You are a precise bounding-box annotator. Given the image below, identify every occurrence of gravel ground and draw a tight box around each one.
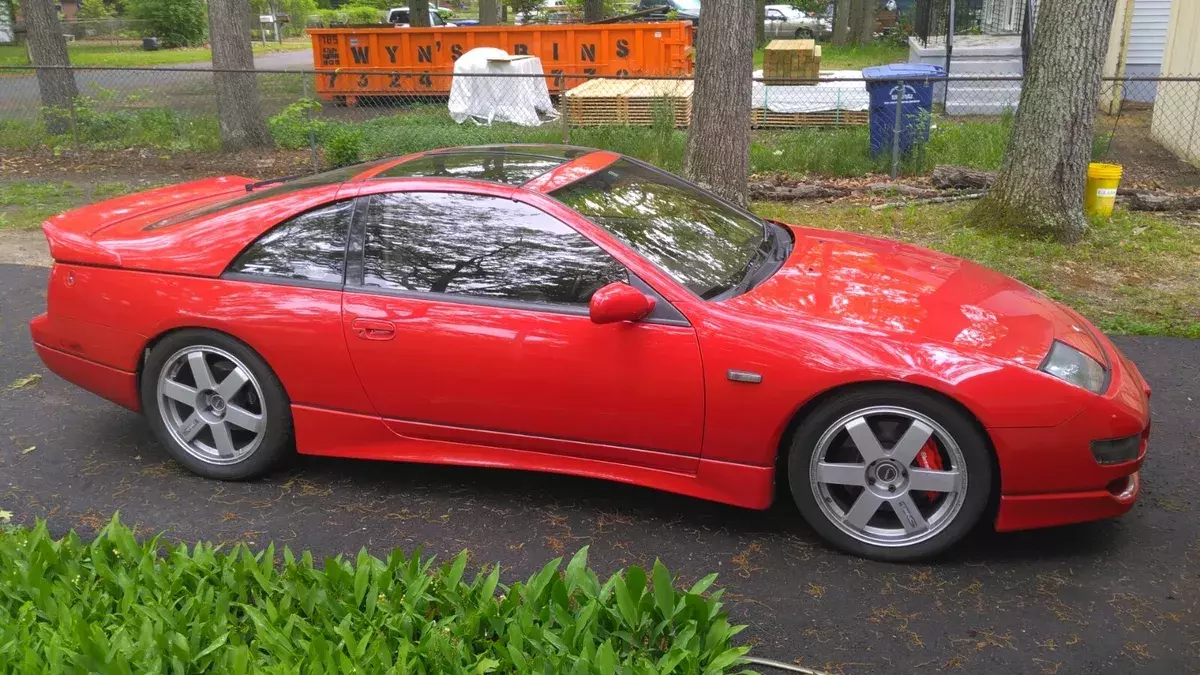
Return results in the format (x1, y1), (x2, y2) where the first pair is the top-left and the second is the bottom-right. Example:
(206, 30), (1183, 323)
(1, 262), (1198, 674)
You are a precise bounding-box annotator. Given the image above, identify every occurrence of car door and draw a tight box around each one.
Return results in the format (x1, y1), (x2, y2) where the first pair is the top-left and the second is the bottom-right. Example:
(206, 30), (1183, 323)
(340, 188), (705, 469)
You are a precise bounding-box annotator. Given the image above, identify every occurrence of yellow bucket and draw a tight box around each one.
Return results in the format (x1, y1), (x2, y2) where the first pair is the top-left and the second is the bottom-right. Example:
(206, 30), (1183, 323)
(1085, 163), (1122, 217)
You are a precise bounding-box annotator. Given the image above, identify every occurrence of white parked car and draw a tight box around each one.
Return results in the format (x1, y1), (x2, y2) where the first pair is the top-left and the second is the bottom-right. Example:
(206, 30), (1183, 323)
(516, 0), (572, 25)
(388, 7), (457, 26)
(764, 4), (831, 40)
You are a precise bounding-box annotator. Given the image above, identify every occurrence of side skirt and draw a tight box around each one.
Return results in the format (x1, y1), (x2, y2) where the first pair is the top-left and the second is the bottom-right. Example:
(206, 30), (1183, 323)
(292, 404), (775, 510)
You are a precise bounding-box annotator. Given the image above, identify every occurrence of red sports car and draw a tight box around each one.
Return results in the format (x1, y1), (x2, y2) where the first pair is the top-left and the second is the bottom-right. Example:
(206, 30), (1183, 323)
(30, 145), (1150, 560)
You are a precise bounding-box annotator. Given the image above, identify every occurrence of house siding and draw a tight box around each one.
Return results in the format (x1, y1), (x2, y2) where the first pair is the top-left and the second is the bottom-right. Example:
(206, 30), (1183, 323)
(1124, 0), (1172, 101)
(1150, 0), (1199, 166)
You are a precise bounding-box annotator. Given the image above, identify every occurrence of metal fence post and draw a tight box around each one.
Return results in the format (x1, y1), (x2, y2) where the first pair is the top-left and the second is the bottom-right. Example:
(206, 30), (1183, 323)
(302, 76), (319, 173)
(69, 100), (80, 152)
(890, 79), (904, 180)
(561, 92), (570, 145)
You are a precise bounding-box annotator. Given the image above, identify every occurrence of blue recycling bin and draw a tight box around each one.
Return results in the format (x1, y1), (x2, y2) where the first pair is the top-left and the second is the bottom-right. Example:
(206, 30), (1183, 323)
(862, 64), (946, 158)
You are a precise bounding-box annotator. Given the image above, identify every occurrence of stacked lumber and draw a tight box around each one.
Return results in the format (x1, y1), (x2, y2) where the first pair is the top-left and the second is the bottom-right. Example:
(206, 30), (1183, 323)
(562, 79), (693, 127)
(762, 39), (821, 82)
(752, 108), (868, 128)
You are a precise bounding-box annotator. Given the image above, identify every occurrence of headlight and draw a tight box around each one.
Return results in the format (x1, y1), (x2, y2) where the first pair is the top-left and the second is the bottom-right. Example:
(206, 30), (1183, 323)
(1039, 340), (1108, 393)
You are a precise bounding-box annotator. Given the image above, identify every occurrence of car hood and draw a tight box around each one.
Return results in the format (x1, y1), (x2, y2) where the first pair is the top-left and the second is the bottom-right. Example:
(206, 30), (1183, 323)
(720, 224), (1104, 368)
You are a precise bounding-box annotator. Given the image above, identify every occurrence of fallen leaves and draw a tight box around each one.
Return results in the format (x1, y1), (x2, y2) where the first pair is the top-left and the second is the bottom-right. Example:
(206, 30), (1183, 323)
(6, 373), (41, 391)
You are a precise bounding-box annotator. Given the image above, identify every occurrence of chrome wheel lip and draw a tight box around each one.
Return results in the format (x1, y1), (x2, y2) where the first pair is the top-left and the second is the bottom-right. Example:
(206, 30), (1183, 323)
(156, 345), (266, 466)
(808, 405), (968, 549)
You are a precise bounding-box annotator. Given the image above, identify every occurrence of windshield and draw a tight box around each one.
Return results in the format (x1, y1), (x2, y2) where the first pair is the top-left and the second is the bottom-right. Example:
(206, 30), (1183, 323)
(674, 0), (701, 10)
(551, 158), (767, 299)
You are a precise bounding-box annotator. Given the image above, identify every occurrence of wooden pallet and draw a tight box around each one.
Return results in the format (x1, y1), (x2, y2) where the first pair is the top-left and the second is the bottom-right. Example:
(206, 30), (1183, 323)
(763, 39), (821, 82)
(563, 78), (694, 127)
(752, 108), (868, 128)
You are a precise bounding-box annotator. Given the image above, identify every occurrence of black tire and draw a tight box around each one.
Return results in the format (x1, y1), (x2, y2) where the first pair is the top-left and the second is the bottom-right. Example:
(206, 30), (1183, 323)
(141, 329), (293, 481)
(786, 385), (993, 562)
(795, 27), (815, 39)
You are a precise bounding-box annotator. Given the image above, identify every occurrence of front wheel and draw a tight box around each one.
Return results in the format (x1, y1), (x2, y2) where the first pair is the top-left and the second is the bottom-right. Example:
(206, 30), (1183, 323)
(787, 387), (993, 561)
(141, 330), (293, 481)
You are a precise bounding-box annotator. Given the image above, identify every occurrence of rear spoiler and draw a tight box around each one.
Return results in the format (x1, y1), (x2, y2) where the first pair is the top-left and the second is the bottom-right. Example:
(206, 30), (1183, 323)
(42, 176), (254, 266)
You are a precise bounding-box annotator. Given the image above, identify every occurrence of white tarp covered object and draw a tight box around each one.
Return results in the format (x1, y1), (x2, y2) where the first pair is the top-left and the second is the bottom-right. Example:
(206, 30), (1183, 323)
(449, 48), (557, 127)
(751, 69), (870, 113)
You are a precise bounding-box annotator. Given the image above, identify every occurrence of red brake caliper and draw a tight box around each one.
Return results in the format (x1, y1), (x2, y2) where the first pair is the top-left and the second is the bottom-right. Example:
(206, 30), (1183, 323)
(914, 439), (943, 501)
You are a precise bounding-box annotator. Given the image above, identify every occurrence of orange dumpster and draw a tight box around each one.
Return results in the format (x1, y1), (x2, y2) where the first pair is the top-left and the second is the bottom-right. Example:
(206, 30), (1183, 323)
(308, 22), (695, 102)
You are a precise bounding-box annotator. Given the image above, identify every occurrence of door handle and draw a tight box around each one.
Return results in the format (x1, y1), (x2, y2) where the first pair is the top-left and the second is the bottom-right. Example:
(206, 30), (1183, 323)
(352, 318), (396, 341)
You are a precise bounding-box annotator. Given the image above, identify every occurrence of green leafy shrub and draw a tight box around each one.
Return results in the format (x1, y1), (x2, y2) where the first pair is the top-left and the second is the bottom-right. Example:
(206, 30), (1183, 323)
(343, 2), (386, 24)
(0, 516), (752, 674)
(125, 0), (208, 48)
(75, 0), (115, 21)
(325, 125), (365, 166)
(268, 99), (329, 150)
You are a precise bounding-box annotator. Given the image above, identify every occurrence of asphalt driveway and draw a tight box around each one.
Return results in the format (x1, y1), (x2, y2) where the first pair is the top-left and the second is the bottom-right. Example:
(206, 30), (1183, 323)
(1, 262), (1197, 674)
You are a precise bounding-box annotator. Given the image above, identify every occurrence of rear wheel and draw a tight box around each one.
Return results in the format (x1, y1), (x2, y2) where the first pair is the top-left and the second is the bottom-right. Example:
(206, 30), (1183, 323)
(795, 27), (815, 39)
(787, 387), (992, 561)
(141, 330), (293, 480)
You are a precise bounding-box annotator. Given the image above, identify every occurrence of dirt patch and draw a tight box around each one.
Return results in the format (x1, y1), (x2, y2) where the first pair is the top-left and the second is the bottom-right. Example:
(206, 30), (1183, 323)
(1096, 108), (1200, 192)
(0, 148), (317, 183)
(0, 229), (50, 267)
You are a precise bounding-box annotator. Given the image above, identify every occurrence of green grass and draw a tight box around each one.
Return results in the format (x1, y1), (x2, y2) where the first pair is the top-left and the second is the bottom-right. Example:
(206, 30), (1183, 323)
(0, 514), (750, 674)
(0, 181), (142, 231)
(752, 201), (1200, 338)
(264, 102), (1011, 178)
(0, 40), (310, 68)
(753, 41), (908, 71)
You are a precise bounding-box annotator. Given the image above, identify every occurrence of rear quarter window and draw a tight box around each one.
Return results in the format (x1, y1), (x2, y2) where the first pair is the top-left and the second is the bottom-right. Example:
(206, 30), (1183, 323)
(226, 200), (355, 285)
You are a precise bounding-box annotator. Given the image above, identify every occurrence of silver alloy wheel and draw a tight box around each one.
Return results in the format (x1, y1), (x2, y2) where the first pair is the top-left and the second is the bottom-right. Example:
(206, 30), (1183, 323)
(808, 406), (967, 548)
(156, 345), (266, 466)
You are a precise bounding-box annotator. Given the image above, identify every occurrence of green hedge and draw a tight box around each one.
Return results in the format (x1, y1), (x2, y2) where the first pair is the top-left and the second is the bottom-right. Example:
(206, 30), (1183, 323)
(0, 516), (753, 674)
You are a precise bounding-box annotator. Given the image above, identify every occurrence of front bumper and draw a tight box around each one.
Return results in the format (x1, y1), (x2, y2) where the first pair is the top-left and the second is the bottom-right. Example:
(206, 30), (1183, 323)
(996, 472), (1140, 531)
(993, 335), (1150, 532)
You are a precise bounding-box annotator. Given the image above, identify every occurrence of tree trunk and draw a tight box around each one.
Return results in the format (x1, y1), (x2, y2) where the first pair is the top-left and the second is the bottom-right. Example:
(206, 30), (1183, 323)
(24, 0), (78, 134)
(832, 0), (850, 45)
(683, 0), (754, 206)
(584, 0), (604, 22)
(846, 0), (862, 44)
(754, 0), (765, 47)
(478, 0), (499, 25)
(410, 0), (432, 26)
(972, 0), (1118, 242)
(208, 0), (273, 150)
(855, 0), (874, 44)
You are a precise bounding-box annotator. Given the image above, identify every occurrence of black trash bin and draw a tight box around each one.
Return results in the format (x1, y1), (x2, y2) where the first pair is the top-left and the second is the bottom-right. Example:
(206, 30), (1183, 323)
(142, 37), (159, 51)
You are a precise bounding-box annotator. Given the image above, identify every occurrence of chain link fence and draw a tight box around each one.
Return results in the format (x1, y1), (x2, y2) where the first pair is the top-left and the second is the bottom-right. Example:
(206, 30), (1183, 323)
(0, 65), (1198, 187)
(9, 19), (156, 46)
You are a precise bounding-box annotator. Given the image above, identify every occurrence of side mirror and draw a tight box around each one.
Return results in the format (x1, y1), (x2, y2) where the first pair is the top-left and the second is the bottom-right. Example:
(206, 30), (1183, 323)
(589, 282), (656, 325)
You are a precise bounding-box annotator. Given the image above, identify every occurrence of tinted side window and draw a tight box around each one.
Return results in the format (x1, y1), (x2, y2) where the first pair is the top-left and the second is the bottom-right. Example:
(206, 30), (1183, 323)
(228, 200), (353, 284)
(362, 192), (626, 306)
